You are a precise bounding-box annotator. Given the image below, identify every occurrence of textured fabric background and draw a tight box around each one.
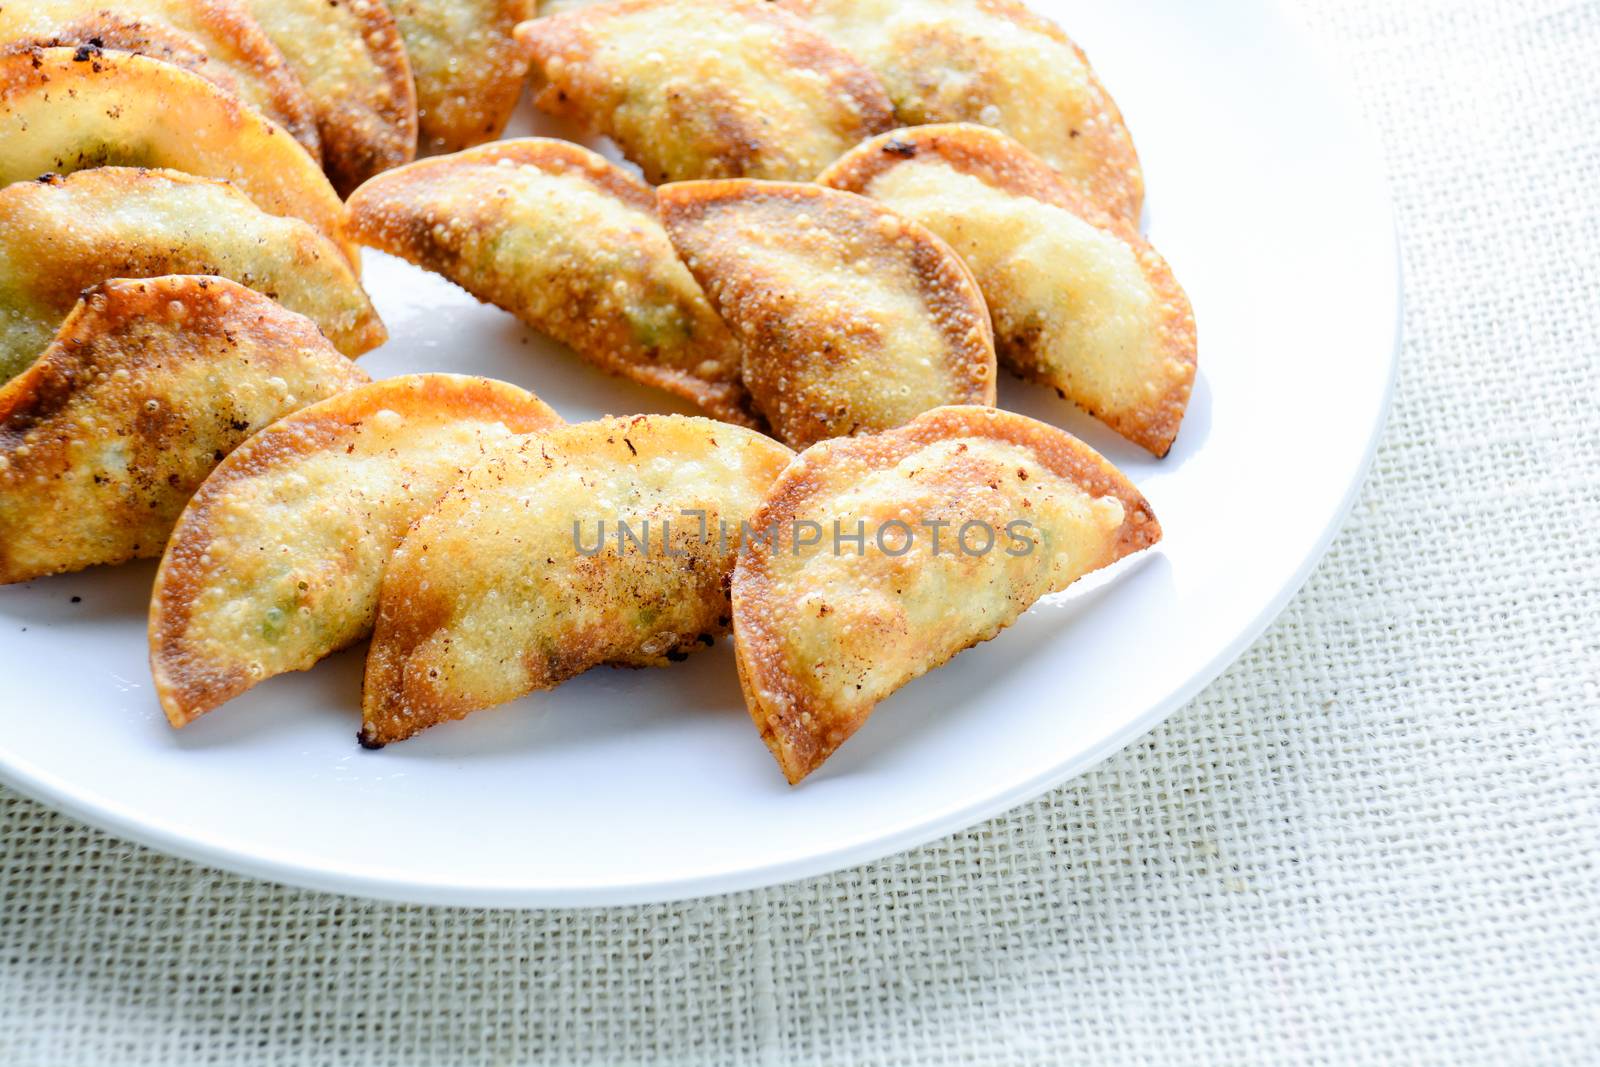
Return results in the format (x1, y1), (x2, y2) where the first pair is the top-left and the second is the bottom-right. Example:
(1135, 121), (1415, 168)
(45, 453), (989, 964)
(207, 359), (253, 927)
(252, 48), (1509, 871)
(3, 0), (1598, 1063)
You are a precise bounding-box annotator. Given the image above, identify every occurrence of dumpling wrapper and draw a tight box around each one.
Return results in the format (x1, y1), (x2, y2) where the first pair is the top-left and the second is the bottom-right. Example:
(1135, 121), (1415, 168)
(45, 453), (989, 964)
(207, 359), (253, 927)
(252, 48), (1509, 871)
(149, 374), (561, 727)
(390, 0), (536, 154)
(348, 139), (751, 424)
(733, 405), (1161, 783)
(820, 124), (1197, 456)
(779, 0), (1143, 223)
(0, 168), (385, 383)
(360, 415), (794, 745)
(514, 0), (895, 182)
(0, 47), (356, 262)
(0, 0), (322, 159)
(659, 179), (996, 449)
(0, 276), (368, 584)
(242, 0), (416, 195)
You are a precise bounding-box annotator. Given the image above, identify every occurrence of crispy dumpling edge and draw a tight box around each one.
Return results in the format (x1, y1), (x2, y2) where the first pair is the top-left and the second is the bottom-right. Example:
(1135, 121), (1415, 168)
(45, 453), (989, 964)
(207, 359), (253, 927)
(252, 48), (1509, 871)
(779, 0), (1145, 222)
(148, 373), (562, 729)
(0, 45), (358, 267)
(0, 166), (386, 372)
(656, 178), (998, 448)
(512, 0), (897, 182)
(359, 413), (796, 746)
(346, 138), (757, 426)
(0, 274), (370, 584)
(732, 404), (1162, 783)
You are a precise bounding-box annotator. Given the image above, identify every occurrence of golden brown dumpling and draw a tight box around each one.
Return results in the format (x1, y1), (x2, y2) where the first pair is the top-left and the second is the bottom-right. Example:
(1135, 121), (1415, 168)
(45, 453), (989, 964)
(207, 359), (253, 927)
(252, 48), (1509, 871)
(780, 0), (1143, 222)
(820, 124), (1196, 455)
(659, 179), (995, 448)
(360, 415), (793, 745)
(0, 168), (384, 383)
(149, 374), (561, 727)
(734, 405), (1161, 782)
(0, 276), (368, 584)
(241, 0), (417, 194)
(0, 0), (321, 159)
(348, 139), (751, 424)
(0, 47), (354, 261)
(390, 0), (537, 153)
(515, 0), (895, 182)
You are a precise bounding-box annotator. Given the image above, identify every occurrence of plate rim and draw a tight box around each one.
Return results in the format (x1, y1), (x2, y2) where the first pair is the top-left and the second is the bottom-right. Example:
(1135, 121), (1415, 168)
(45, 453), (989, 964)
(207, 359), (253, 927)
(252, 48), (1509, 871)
(0, 0), (1402, 907)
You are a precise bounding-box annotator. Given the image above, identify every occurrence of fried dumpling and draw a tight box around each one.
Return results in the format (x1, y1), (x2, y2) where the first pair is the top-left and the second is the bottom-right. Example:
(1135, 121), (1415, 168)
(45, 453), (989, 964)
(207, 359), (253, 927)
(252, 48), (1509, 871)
(242, 0), (417, 195)
(779, 0), (1143, 222)
(0, 276), (368, 584)
(0, 0), (322, 159)
(390, 0), (536, 154)
(150, 374), (561, 727)
(348, 139), (750, 424)
(659, 179), (995, 448)
(0, 168), (384, 383)
(514, 0), (895, 182)
(820, 125), (1196, 456)
(0, 47), (354, 261)
(360, 415), (793, 745)
(733, 405), (1161, 783)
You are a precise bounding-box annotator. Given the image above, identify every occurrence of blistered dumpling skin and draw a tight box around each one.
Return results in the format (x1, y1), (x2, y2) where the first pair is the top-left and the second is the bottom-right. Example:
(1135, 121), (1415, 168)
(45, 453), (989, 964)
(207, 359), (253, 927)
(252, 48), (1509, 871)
(390, 0), (536, 154)
(733, 405), (1161, 783)
(348, 139), (751, 424)
(360, 415), (793, 745)
(0, 277), (368, 584)
(0, 47), (355, 262)
(0, 0), (322, 159)
(0, 168), (384, 383)
(820, 125), (1196, 456)
(781, 0), (1143, 222)
(242, 0), (417, 195)
(659, 180), (995, 449)
(149, 374), (561, 727)
(514, 0), (895, 183)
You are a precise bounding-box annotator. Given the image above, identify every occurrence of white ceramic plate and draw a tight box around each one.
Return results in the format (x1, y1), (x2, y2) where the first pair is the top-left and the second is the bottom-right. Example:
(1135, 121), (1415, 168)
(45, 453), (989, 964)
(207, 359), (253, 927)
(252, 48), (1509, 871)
(0, 0), (1397, 906)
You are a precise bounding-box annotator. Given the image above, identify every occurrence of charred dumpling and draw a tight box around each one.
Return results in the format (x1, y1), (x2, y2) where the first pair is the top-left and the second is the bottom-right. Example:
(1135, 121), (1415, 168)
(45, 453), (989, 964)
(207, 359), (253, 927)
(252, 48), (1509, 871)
(0, 276), (369, 584)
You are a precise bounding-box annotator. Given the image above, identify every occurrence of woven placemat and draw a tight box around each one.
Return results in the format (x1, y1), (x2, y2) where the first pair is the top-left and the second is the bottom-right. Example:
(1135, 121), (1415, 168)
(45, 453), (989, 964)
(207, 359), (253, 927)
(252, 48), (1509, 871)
(4, 0), (1598, 1062)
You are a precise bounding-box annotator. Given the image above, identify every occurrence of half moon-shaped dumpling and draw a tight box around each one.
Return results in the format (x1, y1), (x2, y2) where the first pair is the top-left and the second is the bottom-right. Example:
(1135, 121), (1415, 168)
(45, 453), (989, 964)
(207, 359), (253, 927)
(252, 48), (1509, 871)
(779, 0), (1143, 223)
(733, 405), (1161, 783)
(390, 0), (536, 154)
(348, 139), (751, 424)
(360, 415), (793, 745)
(0, 168), (384, 383)
(0, 0), (322, 159)
(820, 125), (1197, 456)
(514, 0), (895, 182)
(0, 47), (355, 261)
(0, 276), (368, 585)
(241, 0), (417, 195)
(659, 179), (995, 448)
(150, 374), (561, 727)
